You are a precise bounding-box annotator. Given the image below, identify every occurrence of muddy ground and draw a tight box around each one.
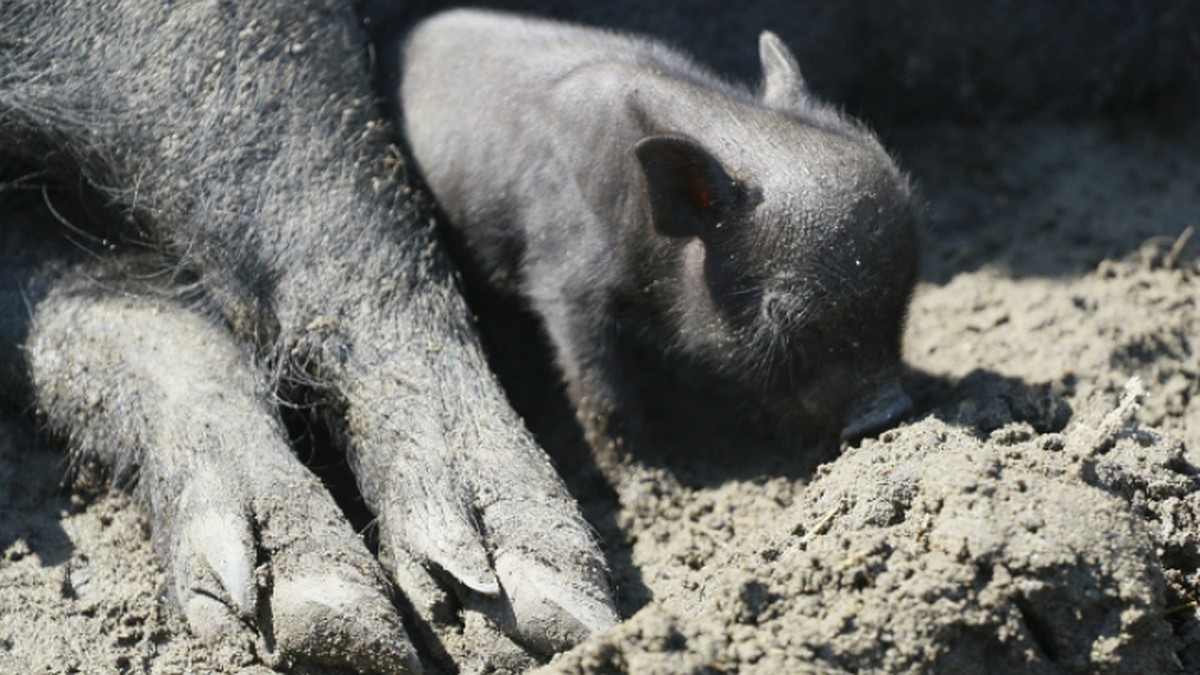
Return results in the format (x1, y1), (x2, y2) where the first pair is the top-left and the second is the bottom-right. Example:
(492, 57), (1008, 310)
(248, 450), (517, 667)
(3, 10), (1200, 675)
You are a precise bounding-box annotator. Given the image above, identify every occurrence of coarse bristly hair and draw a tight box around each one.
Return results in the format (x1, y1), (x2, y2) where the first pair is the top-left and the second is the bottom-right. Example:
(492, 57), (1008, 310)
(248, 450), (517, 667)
(0, 0), (458, 378)
(1, 4), (614, 627)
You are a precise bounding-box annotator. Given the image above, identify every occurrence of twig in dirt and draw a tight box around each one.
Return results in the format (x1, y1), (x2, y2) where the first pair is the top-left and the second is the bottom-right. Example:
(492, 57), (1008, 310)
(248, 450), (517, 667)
(1164, 225), (1194, 269)
(1165, 600), (1199, 616)
(1088, 377), (1145, 453)
(838, 547), (875, 572)
(795, 500), (846, 542)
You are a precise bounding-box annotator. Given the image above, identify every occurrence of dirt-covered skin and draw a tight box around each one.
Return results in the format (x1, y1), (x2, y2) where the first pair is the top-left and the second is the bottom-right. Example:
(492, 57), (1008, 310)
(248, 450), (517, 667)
(2, 2), (1199, 675)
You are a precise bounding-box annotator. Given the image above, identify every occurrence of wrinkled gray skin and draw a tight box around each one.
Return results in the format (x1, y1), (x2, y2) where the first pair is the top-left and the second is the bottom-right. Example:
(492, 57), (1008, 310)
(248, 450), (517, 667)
(0, 1), (616, 672)
(397, 10), (920, 472)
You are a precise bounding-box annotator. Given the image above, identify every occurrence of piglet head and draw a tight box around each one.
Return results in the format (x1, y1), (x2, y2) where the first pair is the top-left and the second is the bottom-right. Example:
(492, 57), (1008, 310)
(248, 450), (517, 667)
(635, 131), (919, 440)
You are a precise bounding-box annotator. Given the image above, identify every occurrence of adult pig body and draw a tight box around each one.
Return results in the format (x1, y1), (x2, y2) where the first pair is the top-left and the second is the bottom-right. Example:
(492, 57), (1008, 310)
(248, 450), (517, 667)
(0, 1), (616, 670)
(400, 10), (920, 461)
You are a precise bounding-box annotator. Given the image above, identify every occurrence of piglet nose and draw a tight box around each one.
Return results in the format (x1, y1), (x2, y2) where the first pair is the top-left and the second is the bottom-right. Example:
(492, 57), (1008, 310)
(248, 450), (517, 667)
(840, 380), (913, 441)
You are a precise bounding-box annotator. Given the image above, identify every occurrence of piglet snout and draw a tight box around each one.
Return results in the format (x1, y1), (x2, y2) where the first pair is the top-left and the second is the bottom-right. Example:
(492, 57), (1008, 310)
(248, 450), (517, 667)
(840, 380), (912, 441)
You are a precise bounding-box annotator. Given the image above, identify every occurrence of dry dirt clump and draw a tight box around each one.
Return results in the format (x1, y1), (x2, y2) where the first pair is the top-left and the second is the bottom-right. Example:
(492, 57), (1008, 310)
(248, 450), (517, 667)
(547, 376), (1198, 674)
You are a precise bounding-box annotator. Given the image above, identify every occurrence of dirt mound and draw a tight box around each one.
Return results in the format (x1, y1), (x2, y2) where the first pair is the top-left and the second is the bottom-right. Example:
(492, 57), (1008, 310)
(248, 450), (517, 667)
(547, 376), (1196, 673)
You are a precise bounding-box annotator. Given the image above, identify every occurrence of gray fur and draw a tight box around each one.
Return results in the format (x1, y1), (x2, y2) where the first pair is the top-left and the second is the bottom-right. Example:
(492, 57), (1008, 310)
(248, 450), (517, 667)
(397, 9), (920, 471)
(0, 1), (615, 671)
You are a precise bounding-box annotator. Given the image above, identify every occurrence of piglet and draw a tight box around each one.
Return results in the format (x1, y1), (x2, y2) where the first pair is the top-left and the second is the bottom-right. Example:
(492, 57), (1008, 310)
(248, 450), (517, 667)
(398, 9), (919, 472)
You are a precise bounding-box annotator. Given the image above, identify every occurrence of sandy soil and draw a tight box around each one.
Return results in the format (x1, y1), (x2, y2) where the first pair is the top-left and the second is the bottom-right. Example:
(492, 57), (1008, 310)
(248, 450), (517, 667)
(2, 87), (1198, 675)
(533, 119), (1200, 674)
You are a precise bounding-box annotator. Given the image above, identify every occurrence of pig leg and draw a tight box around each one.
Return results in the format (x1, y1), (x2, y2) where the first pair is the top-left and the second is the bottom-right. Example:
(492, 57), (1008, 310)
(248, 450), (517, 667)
(25, 280), (419, 675)
(331, 305), (619, 662)
(536, 286), (648, 482)
(2, 0), (616, 665)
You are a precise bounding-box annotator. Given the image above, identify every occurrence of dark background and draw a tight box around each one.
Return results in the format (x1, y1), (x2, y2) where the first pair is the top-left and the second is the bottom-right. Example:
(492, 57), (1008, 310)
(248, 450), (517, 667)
(361, 0), (1200, 128)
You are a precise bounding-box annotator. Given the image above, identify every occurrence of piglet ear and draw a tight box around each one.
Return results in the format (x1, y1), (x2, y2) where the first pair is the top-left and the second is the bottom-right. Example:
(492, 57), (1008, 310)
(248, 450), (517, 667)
(759, 31), (806, 107)
(635, 135), (736, 240)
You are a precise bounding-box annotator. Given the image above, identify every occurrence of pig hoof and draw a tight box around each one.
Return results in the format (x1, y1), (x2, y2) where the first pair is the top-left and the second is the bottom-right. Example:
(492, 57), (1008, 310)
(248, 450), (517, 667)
(25, 289), (422, 672)
(369, 432), (619, 662)
(162, 465), (419, 674)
